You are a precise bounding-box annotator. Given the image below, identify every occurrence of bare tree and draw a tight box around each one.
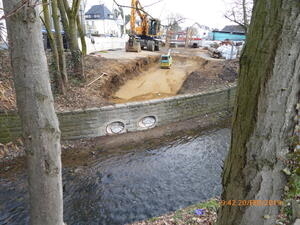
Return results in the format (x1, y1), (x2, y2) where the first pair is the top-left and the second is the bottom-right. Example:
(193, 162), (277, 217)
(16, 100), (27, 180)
(164, 14), (185, 47)
(224, 0), (253, 33)
(41, 0), (62, 92)
(41, 0), (68, 94)
(3, 0), (64, 224)
(58, 0), (85, 79)
(51, 0), (68, 92)
(217, 0), (300, 224)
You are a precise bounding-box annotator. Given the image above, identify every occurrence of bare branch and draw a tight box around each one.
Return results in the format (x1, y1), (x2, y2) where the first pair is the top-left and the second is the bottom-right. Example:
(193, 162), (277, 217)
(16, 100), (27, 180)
(224, 14), (247, 30)
(143, 0), (163, 8)
(0, 0), (29, 20)
(113, 0), (154, 19)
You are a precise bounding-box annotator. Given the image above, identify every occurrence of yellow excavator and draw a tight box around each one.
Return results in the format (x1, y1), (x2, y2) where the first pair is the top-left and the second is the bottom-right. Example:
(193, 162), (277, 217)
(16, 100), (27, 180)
(126, 0), (161, 52)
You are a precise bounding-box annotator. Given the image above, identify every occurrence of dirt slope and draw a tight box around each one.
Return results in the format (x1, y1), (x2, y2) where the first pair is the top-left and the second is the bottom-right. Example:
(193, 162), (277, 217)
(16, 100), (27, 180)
(112, 56), (207, 103)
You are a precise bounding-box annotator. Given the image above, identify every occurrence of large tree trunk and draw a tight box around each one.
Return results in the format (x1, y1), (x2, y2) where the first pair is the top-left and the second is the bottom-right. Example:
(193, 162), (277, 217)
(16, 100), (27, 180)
(3, 1), (64, 225)
(217, 1), (300, 225)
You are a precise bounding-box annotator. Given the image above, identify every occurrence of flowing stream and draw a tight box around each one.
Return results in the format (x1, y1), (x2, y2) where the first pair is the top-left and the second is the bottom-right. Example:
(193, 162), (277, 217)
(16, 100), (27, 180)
(0, 127), (230, 225)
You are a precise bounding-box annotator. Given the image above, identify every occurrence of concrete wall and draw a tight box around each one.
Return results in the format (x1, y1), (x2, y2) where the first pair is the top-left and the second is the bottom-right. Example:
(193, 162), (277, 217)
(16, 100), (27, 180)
(0, 85), (236, 143)
(80, 36), (127, 54)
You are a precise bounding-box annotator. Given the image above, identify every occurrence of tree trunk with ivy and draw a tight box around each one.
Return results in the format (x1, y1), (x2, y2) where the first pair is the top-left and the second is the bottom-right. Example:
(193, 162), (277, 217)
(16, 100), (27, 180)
(77, 14), (87, 56)
(41, 0), (63, 92)
(3, 0), (64, 224)
(217, 1), (300, 225)
(60, 0), (85, 79)
(51, 0), (68, 92)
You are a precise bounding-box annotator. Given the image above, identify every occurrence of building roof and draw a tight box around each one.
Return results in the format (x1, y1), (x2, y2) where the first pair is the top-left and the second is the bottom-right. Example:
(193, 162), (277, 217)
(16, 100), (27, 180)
(85, 4), (114, 20)
(221, 25), (245, 34)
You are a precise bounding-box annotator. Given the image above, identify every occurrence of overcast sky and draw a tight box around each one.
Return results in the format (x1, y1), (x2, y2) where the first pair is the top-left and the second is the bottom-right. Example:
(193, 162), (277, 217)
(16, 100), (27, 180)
(84, 0), (237, 29)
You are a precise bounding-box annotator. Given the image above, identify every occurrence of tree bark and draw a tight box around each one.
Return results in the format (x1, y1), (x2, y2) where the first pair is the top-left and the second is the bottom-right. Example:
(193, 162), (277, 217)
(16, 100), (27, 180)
(61, 0), (84, 79)
(57, 0), (70, 46)
(77, 14), (87, 56)
(3, 1), (64, 225)
(217, 1), (300, 225)
(51, 0), (68, 91)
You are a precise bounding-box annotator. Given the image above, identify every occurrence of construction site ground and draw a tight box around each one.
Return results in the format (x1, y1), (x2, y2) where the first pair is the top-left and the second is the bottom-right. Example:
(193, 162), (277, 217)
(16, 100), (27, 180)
(0, 48), (238, 112)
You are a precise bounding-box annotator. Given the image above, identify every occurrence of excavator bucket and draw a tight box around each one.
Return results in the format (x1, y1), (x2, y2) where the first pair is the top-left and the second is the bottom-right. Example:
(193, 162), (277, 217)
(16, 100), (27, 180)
(126, 36), (141, 52)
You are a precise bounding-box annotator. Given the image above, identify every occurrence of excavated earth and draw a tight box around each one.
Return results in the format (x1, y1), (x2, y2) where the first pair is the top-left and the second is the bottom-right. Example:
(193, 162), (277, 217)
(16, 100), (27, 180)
(0, 49), (238, 112)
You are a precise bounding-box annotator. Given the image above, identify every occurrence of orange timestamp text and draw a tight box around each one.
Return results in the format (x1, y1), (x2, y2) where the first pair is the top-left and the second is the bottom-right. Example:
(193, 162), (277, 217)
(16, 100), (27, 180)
(220, 200), (284, 206)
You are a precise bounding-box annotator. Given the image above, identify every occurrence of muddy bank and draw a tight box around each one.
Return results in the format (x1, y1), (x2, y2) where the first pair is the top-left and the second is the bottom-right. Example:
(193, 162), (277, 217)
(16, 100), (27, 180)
(178, 59), (239, 94)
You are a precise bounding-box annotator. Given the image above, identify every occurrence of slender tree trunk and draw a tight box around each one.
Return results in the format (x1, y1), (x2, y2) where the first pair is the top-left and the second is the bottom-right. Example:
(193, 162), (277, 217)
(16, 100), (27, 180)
(242, 0), (248, 33)
(41, 0), (63, 92)
(61, 0), (85, 79)
(68, 16), (84, 79)
(51, 0), (68, 91)
(217, 1), (300, 225)
(77, 14), (87, 56)
(3, 1), (64, 225)
(57, 0), (70, 47)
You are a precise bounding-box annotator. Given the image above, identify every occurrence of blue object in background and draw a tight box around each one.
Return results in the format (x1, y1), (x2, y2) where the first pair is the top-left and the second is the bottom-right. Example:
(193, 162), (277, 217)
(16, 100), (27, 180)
(210, 31), (246, 41)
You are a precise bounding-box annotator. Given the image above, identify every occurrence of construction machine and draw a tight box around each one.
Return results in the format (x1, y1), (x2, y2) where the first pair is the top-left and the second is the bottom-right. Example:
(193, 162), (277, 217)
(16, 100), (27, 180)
(126, 0), (161, 52)
(160, 49), (172, 69)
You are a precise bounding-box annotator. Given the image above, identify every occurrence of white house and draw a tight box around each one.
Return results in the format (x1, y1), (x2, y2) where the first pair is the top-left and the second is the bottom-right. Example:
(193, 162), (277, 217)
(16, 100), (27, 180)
(85, 4), (122, 37)
(193, 23), (211, 39)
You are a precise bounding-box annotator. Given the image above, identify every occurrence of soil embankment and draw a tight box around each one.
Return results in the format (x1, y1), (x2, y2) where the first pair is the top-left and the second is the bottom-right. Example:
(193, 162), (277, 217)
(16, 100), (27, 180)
(54, 53), (160, 111)
(112, 56), (207, 103)
(0, 50), (160, 112)
(178, 59), (239, 94)
(0, 49), (238, 111)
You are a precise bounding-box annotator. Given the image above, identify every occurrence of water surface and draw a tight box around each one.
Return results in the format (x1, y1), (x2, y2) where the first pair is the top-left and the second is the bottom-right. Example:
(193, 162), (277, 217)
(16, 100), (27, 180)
(0, 128), (230, 225)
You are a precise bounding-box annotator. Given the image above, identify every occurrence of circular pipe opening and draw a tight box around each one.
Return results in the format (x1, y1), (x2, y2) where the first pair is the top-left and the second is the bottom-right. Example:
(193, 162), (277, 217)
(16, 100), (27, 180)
(138, 116), (157, 128)
(106, 121), (125, 134)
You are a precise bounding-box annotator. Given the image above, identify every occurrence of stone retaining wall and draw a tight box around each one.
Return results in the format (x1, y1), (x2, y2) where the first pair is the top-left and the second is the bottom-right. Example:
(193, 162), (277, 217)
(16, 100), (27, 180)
(0, 85), (236, 143)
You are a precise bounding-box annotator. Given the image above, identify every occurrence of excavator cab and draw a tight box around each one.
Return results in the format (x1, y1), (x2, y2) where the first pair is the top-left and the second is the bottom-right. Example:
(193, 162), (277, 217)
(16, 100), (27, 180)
(149, 19), (160, 35)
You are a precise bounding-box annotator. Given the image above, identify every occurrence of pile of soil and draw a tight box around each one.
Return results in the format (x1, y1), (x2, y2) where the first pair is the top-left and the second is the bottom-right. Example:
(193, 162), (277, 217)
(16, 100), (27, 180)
(178, 59), (239, 94)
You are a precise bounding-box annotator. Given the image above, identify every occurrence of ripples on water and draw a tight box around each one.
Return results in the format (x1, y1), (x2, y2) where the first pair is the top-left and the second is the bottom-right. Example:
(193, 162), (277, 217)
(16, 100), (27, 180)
(0, 128), (230, 225)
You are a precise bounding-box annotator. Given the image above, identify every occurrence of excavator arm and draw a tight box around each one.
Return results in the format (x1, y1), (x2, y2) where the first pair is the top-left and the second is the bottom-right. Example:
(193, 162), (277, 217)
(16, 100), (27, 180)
(126, 0), (161, 52)
(130, 0), (148, 36)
